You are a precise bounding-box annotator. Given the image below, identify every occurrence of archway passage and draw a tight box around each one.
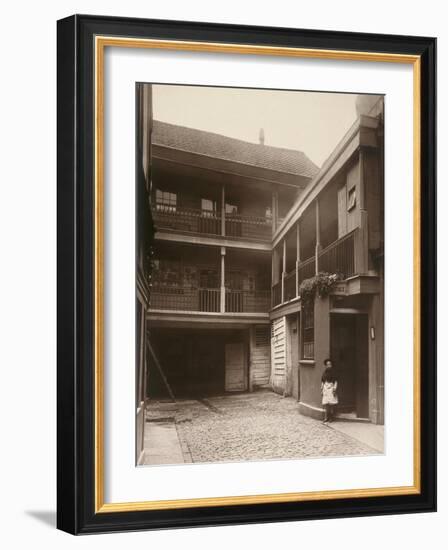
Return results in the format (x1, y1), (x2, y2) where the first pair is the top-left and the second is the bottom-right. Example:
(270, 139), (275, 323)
(148, 328), (249, 399)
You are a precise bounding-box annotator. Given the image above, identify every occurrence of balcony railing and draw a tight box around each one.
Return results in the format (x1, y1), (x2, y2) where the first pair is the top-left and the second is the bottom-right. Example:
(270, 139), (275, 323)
(152, 206), (221, 236)
(150, 286), (269, 313)
(149, 286), (220, 312)
(272, 281), (282, 307)
(283, 269), (297, 302)
(297, 256), (315, 286)
(273, 229), (358, 308)
(225, 214), (272, 241)
(226, 289), (270, 313)
(152, 206), (272, 242)
(318, 229), (356, 279)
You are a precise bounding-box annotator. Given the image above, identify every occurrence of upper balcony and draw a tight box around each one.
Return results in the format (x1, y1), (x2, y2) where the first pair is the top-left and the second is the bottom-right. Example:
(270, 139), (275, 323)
(152, 204), (273, 243)
(150, 121), (311, 250)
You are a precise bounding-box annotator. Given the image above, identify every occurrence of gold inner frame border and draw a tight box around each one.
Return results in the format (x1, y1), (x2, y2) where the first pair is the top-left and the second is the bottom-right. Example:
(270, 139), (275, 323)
(94, 35), (421, 514)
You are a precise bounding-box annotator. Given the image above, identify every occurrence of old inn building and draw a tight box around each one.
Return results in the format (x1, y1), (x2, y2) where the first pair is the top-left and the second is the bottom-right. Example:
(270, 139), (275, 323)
(142, 87), (384, 426)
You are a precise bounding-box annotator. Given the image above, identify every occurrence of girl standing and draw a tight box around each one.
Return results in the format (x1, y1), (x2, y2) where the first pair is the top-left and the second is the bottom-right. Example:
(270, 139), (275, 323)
(321, 358), (338, 423)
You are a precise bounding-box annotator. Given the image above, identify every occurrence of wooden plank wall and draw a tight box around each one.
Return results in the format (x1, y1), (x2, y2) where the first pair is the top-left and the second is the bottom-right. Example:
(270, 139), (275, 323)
(249, 325), (271, 389)
(271, 316), (287, 393)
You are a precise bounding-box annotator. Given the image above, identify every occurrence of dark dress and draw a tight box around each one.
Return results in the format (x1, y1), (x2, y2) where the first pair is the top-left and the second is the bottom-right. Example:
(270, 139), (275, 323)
(321, 367), (338, 384)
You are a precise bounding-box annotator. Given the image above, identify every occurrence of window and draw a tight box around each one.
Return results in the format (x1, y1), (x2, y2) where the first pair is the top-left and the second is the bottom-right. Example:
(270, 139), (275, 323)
(226, 270), (243, 290)
(153, 259), (181, 287)
(199, 269), (219, 288)
(201, 198), (217, 217)
(302, 303), (314, 359)
(347, 185), (356, 211)
(156, 189), (177, 212)
(225, 203), (238, 216)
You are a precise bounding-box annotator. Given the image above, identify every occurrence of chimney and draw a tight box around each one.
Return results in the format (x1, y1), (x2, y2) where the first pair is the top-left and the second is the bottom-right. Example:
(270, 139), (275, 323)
(259, 127), (265, 145)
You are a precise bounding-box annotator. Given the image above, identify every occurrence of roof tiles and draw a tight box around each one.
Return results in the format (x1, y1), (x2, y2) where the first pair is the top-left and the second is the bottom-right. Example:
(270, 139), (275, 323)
(152, 120), (319, 179)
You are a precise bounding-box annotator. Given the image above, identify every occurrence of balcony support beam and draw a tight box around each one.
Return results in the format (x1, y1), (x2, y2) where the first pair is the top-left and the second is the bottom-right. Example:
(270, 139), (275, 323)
(155, 231), (271, 251)
(220, 246), (226, 313)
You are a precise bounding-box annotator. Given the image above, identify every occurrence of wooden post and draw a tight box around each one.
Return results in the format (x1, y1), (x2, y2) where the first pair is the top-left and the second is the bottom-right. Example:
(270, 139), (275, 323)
(281, 238), (286, 303)
(221, 184), (226, 236)
(315, 199), (321, 275)
(271, 246), (277, 308)
(220, 246), (226, 312)
(147, 340), (176, 402)
(272, 247), (277, 283)
(296, 221), (301, 296)
(272, 190), (278, 234)
(248, 326), (255, 393)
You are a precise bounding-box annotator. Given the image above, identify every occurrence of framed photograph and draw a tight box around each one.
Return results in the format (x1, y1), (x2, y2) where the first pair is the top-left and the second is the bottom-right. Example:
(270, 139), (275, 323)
(57, 14), (436, 534)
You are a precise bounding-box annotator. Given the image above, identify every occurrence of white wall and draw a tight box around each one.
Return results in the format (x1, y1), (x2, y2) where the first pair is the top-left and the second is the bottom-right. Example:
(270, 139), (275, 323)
(0, 1), (444, 548)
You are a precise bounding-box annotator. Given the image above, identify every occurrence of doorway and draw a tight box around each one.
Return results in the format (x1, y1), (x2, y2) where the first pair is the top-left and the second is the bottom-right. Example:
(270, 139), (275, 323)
(330, 313), (369, 418)
(225, 342), (247, 391)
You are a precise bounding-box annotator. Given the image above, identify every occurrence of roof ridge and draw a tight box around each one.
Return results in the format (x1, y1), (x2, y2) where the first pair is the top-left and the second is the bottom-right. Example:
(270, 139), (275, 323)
(153, 119), (311, 157)
(152, 119), (320, 178)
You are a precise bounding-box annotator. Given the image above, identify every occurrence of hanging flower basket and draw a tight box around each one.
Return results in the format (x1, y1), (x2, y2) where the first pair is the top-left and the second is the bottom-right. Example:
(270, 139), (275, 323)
(299, 272), (342, 303)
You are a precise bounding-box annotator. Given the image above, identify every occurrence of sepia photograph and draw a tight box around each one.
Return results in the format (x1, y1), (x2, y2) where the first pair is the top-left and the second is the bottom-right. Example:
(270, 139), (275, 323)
(135, 83), (385, 467)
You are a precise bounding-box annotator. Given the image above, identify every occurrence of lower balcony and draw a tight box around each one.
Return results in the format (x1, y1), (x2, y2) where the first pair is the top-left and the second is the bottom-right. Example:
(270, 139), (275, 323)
(225, 289), (270, 313)
(150, 286), (270, 314)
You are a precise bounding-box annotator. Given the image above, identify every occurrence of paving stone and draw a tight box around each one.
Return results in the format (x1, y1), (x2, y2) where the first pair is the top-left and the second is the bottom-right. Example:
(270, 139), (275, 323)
(173, 392), (378, 464)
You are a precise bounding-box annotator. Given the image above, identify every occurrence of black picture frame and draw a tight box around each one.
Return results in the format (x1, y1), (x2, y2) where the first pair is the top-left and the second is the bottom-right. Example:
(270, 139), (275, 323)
(57, 14), (436, 535)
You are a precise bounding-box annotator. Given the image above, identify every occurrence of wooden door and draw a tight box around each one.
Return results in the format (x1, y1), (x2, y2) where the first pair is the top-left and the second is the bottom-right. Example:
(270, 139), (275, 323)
(225, 342), (246, 391)
(330, 313), (369, 418)
(330, 314), (356, 411)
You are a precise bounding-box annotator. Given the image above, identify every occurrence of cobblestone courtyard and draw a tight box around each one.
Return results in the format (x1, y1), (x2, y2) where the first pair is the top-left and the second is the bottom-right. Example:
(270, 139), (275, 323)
(145, 391), (382, 465)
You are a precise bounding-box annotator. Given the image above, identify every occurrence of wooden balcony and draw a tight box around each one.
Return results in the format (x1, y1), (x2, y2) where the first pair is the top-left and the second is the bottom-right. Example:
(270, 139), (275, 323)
(283, 269), (297, 302)
(297, 256), (315, 286)
(150, 286), (270, 313)
(152, 206), (221, 236)
(272, 229), (359, 308)
(226, 289), (270, 313)
(272, 281), (282, 307)
(318, 229), (356, 279)
(152, 205), (272, 242)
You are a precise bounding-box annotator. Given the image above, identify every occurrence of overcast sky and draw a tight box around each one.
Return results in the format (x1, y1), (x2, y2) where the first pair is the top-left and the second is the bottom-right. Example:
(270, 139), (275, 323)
(153, 84), (358, 168)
